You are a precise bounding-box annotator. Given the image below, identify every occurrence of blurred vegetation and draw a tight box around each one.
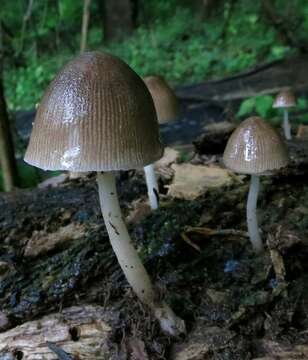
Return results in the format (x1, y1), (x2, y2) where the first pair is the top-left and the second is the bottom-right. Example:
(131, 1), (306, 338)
(1, 0), (308, 189)
(2, 0), (308, 110)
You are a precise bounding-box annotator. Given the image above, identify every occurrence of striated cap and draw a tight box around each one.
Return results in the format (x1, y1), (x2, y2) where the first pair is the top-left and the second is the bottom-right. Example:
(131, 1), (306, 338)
(143, 75), (179, 124)
(24, 52), (163, 171)
(273, 89), (296, 108)
(223, 117), (288, 175)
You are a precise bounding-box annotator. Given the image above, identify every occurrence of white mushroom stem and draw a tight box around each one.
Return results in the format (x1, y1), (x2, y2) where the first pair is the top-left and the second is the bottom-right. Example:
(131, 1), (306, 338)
(283, 108), (291, 140)
(246, 175), (264, 253)
(97, 172), (185, 336)
(144, 163), (159, 210)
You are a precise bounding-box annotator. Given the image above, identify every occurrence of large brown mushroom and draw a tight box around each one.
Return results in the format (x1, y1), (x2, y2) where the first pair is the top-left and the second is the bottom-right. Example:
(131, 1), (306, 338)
(223, 117), (289, 253)
(24, 52), (185, 336)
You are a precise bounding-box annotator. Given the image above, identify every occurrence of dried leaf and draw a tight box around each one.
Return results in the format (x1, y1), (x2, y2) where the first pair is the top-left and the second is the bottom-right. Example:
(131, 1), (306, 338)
(155, 147), (180, 169)
(127, 338), (149, 360)
(38, 173), (68, 189)
(127, 200), (152, 224)
(155, 147), (180, 180)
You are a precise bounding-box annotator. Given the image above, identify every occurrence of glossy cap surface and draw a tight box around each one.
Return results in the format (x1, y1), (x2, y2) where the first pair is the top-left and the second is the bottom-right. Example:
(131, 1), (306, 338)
(273, 89), (296, 108)
(144, 76), (179, 124)
(24, 52), (163, 171)
(223, 117), (288, 175)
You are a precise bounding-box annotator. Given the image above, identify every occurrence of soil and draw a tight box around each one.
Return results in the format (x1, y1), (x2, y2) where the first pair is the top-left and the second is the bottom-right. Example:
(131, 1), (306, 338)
(1, 135), (308, 359)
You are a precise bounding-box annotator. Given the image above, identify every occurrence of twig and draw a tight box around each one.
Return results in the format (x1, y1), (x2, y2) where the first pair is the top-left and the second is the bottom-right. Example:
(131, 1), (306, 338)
(47, 342), (74, 360)
(185, 226), (248, 238)
(180, 232), (201, 251)
(18, 0), (34, 55)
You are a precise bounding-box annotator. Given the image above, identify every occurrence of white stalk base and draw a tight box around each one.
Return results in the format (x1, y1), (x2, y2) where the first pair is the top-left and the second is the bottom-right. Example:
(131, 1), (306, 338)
(247, 175), (264, 253)
(283, 109), (291, 140)
(97, 172), (185, 336)
(144, 163), (159, 210)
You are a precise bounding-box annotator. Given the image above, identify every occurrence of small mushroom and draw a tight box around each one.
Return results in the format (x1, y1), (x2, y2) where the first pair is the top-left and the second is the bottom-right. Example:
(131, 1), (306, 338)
(273, 89), (296, 140)
(223, 117), (289, 253)
(24, 52), (185, 336)
(143, 75), (179, 125)
(143, 75), (180, 210)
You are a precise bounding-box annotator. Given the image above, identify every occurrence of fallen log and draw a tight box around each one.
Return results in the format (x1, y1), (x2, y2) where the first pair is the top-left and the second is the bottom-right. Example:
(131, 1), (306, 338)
(176, 55), (308, 101)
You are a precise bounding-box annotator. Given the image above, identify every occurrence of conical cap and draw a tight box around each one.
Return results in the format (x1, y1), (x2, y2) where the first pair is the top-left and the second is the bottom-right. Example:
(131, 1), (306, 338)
(273, 89), (296, 108)
(24, 52), (163, 171)
(223, 117), (288, 174)
(143, 76), (179, 124)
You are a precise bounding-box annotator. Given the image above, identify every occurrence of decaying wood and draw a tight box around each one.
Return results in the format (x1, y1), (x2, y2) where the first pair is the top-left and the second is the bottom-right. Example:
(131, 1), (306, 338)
(23, 223), (88, 257)
(166, 163), (234, 200)
(0, 305), (115, 359)
(176, 56), (308, 101)
(253, 339), (308, 360)
(171, 323), (248, 359)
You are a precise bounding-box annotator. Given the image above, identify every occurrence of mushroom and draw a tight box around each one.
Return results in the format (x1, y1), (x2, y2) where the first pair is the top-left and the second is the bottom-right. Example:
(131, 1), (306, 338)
(223, 117), (289, 253)
(143, 75), (180, 210)
(24, 52), (185, 336)
(273, 89), (296, 140)
(143, 75), (179, 125)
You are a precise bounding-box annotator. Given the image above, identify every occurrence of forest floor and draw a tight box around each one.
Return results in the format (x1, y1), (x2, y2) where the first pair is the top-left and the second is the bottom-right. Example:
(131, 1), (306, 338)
(1, 127), (308, 359)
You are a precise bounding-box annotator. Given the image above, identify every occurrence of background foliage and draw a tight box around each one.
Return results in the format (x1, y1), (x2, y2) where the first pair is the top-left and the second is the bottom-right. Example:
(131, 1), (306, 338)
(2, 0), (307, 110)
(1, 0), (308, 189)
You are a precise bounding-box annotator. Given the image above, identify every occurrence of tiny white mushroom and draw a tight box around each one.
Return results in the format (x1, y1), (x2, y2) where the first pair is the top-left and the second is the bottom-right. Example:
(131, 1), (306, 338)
(273, 89), (297, 140)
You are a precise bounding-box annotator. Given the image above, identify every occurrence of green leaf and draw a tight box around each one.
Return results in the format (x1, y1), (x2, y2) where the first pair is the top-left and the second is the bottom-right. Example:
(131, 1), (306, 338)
(255, 95), (274, 118)
(237, 98), (255, 117)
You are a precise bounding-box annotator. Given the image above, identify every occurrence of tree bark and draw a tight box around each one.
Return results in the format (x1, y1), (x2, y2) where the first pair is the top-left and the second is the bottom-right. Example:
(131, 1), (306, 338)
(80, 0), (92, 53)
(101, 0), (135, 42)
(189, 0), (223, 19)
(0, 24), (18, 192)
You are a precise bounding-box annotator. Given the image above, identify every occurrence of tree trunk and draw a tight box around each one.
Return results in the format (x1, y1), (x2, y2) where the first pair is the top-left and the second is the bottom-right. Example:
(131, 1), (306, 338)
(80, 0), (91, 53)
(101, 0), (135, 42)
(0, 24), (18, 192)
(0, 77), (18, 192)
(190, 0), (223, 19)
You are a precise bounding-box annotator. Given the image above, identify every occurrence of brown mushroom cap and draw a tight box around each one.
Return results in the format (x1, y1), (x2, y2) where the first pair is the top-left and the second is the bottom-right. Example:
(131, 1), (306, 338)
(24, 52), (163, 171)
(223, 117), (288, 175)
(143, 75), (179, 124)
(273, 89), (296, 108)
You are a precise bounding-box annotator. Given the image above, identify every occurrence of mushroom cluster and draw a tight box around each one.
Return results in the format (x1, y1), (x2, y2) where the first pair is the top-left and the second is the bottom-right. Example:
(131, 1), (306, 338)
(223, 117), (289, 253)
(24, 52), (185, 336)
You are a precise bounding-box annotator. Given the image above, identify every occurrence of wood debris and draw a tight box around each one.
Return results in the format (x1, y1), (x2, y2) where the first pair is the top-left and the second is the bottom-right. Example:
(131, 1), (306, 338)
(24, 223), (86, 257)
(167, 164), (234, 200)
(0, 305), (114, 359)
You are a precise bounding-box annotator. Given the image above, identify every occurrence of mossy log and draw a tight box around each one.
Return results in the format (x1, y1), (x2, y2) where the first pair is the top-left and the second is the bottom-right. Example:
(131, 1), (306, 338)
(0, 176), (136, 327)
